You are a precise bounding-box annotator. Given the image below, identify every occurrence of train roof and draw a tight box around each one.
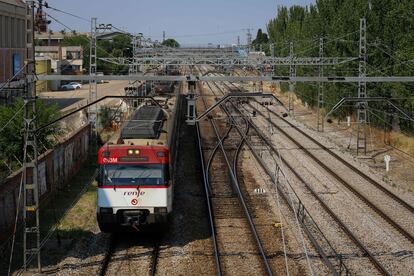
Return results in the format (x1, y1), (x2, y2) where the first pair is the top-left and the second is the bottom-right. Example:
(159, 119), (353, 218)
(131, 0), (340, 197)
(120, 105), (165, 140)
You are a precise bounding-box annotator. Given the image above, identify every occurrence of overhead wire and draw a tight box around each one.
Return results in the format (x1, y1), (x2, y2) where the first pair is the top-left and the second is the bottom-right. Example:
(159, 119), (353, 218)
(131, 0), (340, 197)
(46, 13), (75, 34)
(368, 42), (414, 71)
(231, 94), (316, 273)
(0, 63), (28, 93)
(45, 5), (90, 22)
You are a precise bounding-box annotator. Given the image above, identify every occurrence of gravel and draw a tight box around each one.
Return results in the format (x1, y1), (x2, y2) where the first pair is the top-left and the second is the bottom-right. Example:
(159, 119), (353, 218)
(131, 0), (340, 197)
(240, 102), (414, 275)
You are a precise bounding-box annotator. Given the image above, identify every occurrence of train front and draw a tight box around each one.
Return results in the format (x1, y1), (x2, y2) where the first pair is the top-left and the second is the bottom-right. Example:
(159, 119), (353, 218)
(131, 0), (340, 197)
(96, 145), (172, 232)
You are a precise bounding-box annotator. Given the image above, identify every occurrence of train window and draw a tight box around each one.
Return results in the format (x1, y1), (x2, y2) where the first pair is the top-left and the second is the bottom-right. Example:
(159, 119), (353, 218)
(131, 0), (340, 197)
(101, 164), (167, 186)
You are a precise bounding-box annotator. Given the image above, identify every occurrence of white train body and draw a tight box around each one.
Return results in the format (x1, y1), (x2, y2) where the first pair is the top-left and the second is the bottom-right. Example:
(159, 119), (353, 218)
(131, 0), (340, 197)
(96, 94), (178, 232)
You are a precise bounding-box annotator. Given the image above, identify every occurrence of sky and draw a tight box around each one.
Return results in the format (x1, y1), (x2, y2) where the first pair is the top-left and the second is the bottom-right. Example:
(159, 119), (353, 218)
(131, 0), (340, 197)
(45, 0), (315, 46)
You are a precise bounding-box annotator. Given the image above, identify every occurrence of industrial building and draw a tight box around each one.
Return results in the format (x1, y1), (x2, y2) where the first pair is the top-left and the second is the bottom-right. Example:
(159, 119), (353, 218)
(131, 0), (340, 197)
(0, 0), (26, 103)
(35, 45), (83, 73)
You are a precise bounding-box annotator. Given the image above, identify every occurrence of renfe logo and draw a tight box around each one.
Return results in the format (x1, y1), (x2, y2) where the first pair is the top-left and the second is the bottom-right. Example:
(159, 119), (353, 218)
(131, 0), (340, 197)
(103, 157), (118, 163)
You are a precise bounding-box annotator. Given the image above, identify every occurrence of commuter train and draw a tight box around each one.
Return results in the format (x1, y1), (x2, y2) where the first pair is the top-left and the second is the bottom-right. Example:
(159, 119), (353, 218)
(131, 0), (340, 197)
(96, 94), (178, 232)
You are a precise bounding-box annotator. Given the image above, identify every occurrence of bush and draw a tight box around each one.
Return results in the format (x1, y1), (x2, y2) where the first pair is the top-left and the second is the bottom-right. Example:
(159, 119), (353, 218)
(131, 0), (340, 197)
(0, 100), (63, 174)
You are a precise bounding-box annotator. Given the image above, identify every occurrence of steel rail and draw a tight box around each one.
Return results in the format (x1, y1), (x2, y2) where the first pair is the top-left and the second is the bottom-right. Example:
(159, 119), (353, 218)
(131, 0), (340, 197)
(197, 72), (273, 275)
(205, 126), (234, 196)
(216, 80), (390, 275)
(149, 242), (160, 276)
(250, 103), (414, 245)
(195, 98), (223, 275)
(224, 80), (414, 236)
(271, 106), (414, 214)
(242, 108), (390, 275)
(98, 234), (116, 276)
(207, 79), (346, 275)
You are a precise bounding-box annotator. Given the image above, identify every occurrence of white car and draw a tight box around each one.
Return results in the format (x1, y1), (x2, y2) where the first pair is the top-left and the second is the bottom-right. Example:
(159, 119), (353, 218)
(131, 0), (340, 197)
(61, 82), (82, 90)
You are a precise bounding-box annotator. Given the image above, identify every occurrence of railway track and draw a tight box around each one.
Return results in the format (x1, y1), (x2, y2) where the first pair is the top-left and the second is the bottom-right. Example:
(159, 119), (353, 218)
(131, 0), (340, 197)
(196, 69), (273, 275)
(204, 77), (397, 275)
(98, 234), (160, 276)
(198, 68), (347, 275)
(219, 79), (414, 274)
(247, 98), (414, 244)
(222, 80), (414, 242)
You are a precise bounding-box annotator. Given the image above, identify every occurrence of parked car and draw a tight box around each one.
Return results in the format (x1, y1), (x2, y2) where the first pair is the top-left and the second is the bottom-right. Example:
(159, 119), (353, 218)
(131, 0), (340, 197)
(96, 72), (105, 84)
(61, 82), (82, 90)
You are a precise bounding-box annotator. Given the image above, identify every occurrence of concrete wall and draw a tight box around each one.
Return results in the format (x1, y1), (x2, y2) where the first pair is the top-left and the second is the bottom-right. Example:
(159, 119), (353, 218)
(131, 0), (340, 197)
(0, 124), (91, 244)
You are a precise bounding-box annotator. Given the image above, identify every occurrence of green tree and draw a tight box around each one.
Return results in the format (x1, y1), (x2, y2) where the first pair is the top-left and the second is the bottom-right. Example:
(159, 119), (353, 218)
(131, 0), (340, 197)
(112, 34), (132, 57)
(162, 38), (180, 48)
(266, 1), (414, 132)
(0, 100), (63, 178)
(61, 34), (133, 74)
(253, 29), (269, 44)
(99, 105), (115, 130)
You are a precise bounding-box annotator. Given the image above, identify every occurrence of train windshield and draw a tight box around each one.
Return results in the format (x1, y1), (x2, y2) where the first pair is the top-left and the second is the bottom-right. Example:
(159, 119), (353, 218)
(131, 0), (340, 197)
(100, 164), (167, 186)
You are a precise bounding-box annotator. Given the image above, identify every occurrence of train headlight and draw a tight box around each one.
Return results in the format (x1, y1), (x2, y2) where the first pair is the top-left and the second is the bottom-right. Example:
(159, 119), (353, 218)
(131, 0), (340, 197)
(100, 207), (113, 214)
(127, 149), (140, 155)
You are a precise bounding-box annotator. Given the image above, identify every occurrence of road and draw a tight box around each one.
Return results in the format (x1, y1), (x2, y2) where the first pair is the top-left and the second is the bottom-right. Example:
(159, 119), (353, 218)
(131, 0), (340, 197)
(39, 80), (128, 112)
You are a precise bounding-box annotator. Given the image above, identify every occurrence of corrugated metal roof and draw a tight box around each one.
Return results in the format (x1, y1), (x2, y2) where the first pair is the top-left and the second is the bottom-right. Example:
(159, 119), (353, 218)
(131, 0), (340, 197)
(120, 106), (166, 140)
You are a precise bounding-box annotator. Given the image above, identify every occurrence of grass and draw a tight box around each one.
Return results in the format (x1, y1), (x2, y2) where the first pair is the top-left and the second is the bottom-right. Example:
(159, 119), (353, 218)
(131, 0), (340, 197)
(40, 158), (98, 238)
(56, 183), (98, 238)
(2, 155), (99, 274)
(99, 129), (116, 143)
(390, 132), (414, 155)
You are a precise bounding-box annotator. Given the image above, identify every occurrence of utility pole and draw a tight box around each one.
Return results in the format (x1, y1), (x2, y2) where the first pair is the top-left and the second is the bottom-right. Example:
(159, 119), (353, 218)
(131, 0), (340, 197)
(23, 0), (41, 272)
(246, 28), (252, 52)
(317, 37), (325, 131)
(270, 43), (275, 76)
(89, 17), (98, 134)
(89, 18), (112, 134)
(128, 34), (140, 108)
(288, 42), (296, 115)
(356, 18), (367, 155)
(140, 36), (148, 97)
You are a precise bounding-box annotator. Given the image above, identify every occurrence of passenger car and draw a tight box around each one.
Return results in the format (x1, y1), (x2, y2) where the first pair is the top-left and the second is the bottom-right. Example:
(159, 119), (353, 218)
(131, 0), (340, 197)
(60, 82), (82, 90)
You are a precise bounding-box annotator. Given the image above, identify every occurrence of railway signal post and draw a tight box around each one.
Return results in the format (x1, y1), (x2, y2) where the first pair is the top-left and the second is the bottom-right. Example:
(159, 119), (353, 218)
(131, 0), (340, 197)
(186, 79), (197, 125)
